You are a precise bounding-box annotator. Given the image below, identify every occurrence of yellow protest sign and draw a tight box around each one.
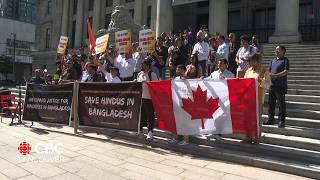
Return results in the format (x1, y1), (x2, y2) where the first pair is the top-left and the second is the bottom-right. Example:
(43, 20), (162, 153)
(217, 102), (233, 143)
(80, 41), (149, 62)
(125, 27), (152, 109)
(95, 34), (109, 54)
(115, 30), (132, 54)
(57, 36), (68, 54)
(139, 29), (155, 53)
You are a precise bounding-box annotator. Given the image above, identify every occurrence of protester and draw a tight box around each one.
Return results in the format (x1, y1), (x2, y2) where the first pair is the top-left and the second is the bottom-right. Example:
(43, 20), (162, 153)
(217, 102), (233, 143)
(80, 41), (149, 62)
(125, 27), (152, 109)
(59, 60), (77, 83)
(171, 64), (189, 145)
(81, 62), (90, 82)
(235, 35), (257, 78)
(132, 42), (144, 79)
(71, 54), (83, 80)
(206, 59), (234, 79)
(243, 54), (270, 144)
(114, 52), (135, 81)
(99, 46), (115, 72)
(85, 64), (101, 82)
(29, 68), (45, 85)
(228, 33), (238, 75)
(53, 61), (62, 84)
(45, 74), (53, 85)
(168, 37), (188, 77)
(153, 37), (168, 79)
(192, 31), (209, 76)
(136, 58), (159, 140)
(203, 59), (234, 140)
(78, 47), (88, 65)
(186, 54), (202, 78)
(252, 35), (264, 56)
(265, 45), (289, 128)
(208, 38), (216, 75)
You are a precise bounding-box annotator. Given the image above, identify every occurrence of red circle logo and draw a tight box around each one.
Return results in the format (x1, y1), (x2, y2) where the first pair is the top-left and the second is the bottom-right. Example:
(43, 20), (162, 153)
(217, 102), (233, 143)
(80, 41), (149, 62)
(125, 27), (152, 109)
(18, 142), (32, 155)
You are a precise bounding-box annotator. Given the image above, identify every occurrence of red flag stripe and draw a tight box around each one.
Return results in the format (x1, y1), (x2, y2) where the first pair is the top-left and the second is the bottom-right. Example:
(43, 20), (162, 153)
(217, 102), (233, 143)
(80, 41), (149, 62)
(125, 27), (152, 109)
(147, 81), (177, 134)
(227, 78), (259, 137)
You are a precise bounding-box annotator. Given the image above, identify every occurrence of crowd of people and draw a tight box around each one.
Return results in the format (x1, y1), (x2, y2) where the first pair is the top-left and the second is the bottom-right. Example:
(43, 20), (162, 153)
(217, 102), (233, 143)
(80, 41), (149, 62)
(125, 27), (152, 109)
(30, 26), (289, 145)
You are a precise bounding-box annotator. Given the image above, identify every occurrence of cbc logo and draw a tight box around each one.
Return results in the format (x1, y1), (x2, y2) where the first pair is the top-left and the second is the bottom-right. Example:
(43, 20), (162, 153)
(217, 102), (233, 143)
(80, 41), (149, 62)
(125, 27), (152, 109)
(18, 142), (63, 155)
(35, 143), (63, 154)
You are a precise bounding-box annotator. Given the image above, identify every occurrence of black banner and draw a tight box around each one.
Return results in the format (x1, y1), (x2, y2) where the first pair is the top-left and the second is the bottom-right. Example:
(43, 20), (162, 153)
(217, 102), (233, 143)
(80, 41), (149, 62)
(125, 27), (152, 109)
(23, 83), (73, 124)
(78, 82), (142, 132)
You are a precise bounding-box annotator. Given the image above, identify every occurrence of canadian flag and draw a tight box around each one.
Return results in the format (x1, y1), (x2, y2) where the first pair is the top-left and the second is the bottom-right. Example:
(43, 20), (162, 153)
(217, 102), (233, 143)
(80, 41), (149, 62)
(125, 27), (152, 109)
(147, 78), (259, 137)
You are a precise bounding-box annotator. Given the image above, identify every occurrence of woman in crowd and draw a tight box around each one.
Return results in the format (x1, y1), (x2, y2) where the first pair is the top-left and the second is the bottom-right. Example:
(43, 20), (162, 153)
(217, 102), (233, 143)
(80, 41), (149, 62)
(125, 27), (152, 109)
(243, 53), (270, 144)
(186, 54), (202, 79)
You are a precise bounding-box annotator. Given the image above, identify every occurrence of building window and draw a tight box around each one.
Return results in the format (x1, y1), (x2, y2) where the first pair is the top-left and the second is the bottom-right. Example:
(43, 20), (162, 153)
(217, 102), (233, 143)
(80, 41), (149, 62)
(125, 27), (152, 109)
(45, 28), (51, 49)
(129, 9), (134, 19)
(125, 0), (134, 3)
(104, 13), (111, 28)
(88, 0), (94, 11)
(197, 1), (209, 7)
(147, 6), (151, 27)
(71, 21), (76, 48)
(73, 0), (78, 14)
(106, 0), (112, 7)
(47, 0), (52, 15)
(87, 17), (93, 38)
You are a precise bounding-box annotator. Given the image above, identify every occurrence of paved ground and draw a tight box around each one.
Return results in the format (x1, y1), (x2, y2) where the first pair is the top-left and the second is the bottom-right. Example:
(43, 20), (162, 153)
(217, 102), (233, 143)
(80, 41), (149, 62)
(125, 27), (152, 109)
(0, 118), (309, 180)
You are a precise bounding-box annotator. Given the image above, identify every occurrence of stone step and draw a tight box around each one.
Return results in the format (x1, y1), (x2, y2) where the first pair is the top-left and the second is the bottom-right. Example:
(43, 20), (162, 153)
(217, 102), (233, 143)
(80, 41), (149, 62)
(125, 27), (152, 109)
(265, 93), (320, 103)
(288, 76), (320, 80)
(262, 125), (320, 140)
(262, 58), (320, 62)
(145, 128), (320, 165)
(288, 71), (320, 76)
(288, 84), (320, 90)
(263, 108), (320, 120)
(287, 89), (320, 96)
(288, 79), (320, 85)
(287, 68), (320, 72)
(261, 115), (320, 129)
(262, 62), (320, 66)
(222, 132), (320, 153)
(264, 101), (320, 111)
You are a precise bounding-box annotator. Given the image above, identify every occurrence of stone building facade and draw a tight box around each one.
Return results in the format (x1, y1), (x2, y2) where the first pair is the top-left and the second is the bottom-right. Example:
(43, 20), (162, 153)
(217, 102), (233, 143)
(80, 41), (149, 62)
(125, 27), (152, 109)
(33, 0), (320, 73)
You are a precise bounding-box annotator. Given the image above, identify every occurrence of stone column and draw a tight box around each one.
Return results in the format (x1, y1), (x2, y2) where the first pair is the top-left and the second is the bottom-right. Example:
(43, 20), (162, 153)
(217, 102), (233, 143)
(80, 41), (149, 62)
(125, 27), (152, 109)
(150, 0), (157, 30)
(92, 0), (101, 32)
(269, 0), (301, 43)
(134, 0), (147, 26)
(156, 0), (173, 37)
(75, 0), (84, 47)
(208, 0), (228, 36)
(61, 0), (69, 36)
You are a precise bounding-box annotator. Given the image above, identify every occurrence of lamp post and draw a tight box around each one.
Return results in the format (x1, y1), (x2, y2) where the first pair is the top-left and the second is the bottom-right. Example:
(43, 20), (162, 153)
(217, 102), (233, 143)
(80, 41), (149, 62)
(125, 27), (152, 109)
(11, 33), (16, 83)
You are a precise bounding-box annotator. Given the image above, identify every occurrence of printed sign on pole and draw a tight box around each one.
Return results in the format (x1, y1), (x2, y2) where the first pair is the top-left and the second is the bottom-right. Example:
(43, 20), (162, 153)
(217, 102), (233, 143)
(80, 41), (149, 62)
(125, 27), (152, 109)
(57, 36), (68, 54)
(95, 34), (110, 54)
(115, 30), (132, 54)
(139, 29), (156, 53)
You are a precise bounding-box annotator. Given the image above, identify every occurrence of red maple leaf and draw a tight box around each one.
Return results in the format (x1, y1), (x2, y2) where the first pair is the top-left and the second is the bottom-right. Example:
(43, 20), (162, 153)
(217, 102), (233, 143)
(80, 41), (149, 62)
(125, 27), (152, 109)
(182, 85), (220, 129)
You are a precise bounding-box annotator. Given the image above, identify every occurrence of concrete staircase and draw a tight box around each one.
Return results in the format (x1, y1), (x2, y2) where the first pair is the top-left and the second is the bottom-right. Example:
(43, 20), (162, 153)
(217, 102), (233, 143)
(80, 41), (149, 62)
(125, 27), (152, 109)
(8, 44), (320, 178)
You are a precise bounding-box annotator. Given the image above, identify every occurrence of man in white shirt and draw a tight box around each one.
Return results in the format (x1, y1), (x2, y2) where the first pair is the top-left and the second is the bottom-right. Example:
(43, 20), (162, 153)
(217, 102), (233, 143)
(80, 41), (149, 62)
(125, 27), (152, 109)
(207, 59), (234, 79)
(192, 31), (210, 76)
(114, 52), (135, 81)
(132, 42), (144, 79)
(215, 35), (229, 61)
(236, 35), (257, 78)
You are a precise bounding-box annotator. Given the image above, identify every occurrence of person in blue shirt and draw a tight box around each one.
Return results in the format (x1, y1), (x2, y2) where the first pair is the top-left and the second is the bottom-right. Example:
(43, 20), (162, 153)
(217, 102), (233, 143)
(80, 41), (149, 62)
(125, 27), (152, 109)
(265, 45), (289, 128)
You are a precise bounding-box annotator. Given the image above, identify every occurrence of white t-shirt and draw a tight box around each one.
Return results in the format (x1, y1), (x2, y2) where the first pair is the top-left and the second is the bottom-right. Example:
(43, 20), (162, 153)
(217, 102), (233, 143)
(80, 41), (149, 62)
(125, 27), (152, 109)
(133, 52), (143, 73)
(137, 70), (158, 99)
(236, 46), (257, 71)
(114, 54), (135, 78)
(105, 73), (121, 83)
(192, 41), (210, 61)
(216, 42), (229, 60)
